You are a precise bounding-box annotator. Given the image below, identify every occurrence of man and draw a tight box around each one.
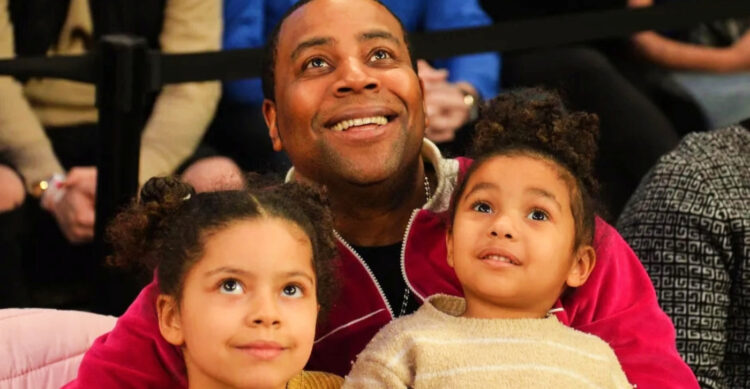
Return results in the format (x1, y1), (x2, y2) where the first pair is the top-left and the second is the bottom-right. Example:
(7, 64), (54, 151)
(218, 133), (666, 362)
(67, 1), (699, 387)
(618, 122), (750, 388)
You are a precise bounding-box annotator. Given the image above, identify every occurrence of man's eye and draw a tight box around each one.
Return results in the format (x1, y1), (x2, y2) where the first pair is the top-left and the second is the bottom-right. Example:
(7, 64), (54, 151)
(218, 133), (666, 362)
(370, 50), (391, 62)
(282, 284), (303, 298)
(304, 57), (329, 69)
(471, 202), (493, 214)
(219, 279), (244, 295)
(527, 209), (549, 221)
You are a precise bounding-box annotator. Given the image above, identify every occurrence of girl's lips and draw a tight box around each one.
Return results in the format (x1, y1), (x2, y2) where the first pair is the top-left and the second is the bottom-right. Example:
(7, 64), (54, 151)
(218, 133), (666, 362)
(476, 248), (521, 266)
(235, 341), (286, 360)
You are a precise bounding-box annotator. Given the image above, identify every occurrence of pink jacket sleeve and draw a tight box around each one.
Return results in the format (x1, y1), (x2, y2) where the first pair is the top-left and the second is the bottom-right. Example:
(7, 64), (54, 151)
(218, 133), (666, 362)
(559, 218), (699, 389)
(63, 280), (187, 388)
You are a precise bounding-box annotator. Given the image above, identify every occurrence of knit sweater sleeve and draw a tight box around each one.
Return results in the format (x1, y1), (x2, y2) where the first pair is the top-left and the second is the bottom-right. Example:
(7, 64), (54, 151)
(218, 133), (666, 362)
(0, 0), (65, 190)
(137, 0), (221, 185)
(342, 318), (415, 389)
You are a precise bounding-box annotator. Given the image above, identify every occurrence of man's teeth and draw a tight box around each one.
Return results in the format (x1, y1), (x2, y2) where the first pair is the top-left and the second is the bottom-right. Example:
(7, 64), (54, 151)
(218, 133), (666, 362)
(331, 116), (388, 132)
(483, 255), (514, 264)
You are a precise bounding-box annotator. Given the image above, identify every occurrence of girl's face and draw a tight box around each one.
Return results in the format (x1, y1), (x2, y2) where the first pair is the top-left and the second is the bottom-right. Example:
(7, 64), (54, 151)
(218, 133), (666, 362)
(447, 155), (594, 319)
(157, 218), (318, 389)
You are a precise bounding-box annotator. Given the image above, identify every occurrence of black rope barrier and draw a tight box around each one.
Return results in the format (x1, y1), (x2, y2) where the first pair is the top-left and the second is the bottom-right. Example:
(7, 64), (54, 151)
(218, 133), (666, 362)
(2, 0), (750, 85)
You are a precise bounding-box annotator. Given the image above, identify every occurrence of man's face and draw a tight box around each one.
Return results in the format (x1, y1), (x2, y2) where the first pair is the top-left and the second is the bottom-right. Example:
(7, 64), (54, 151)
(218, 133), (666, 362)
(263, 0), (426, 187)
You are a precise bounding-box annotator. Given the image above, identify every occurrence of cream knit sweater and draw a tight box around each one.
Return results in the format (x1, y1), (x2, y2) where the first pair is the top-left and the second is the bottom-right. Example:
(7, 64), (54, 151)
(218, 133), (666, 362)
(0, 0), (221, 191)
(343, 294), (632, 389)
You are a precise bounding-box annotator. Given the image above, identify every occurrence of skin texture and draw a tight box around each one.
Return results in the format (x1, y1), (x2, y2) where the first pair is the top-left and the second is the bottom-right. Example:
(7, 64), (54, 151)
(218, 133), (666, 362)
(447, 155), (596, 319)
(262, 0), (429, 247)
(629, 0), (750, 72)
(157, 219), (318, 389)
(0, 165), (25, 211)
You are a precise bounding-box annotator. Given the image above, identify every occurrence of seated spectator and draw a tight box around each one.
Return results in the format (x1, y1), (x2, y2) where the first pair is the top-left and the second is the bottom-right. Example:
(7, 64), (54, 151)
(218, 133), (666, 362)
(628, 0), (750, 128)
(617, 122), (750, 389)
(0, 0), (241, 312)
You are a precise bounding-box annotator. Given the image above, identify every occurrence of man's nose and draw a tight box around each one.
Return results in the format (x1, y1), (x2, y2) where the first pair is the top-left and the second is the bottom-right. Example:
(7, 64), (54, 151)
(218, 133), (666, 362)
(489, 213), (516, 240)
(333, 58), (380, 96)
(246, 293), (281, 327)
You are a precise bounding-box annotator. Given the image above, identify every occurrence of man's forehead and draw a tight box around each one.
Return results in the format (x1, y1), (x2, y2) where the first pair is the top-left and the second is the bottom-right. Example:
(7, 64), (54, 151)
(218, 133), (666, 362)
(279, 0), (405, 50)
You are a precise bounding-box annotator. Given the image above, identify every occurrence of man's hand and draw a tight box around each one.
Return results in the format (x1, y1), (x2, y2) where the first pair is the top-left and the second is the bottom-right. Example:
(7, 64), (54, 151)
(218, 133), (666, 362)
(418, 60), (476, 143)
(42, 167), (97, 244)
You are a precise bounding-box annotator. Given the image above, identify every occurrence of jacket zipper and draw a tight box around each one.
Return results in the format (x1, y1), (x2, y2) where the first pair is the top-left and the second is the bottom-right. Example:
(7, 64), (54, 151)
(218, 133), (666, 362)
(400, 209), (424, 302)
(333, 230), (395, 319)
(333, 208), (422, 319)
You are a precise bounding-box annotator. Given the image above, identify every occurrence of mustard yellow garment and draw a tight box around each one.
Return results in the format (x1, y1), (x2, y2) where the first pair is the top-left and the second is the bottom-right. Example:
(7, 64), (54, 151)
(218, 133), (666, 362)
(289, 371), (344, 389)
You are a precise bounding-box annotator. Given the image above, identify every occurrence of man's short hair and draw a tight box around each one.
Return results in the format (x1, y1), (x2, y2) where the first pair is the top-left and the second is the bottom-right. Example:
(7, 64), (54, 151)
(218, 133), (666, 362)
(261, 0), (417, 102)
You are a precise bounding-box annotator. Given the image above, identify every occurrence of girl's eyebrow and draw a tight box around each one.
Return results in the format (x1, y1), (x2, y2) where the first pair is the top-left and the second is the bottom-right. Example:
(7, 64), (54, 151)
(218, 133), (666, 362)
(463, 181), (498, 199)
(525, 187), (562, 212)
(204, 267), (314, 284)
(284, 271), (315, 284)
(203, 266), (250, 277)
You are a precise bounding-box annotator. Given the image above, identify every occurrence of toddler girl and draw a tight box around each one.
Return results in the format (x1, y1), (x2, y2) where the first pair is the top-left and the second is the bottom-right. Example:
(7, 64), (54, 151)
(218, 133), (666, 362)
(67, 177), (342, 389)
(343, 89), (633, 388)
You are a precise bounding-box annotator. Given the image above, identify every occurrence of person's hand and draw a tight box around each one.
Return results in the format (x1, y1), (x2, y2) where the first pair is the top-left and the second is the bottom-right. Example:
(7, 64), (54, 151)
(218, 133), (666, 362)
(42, 167), (97, 244)
(417, 60), (475, 143)
(730, 30), (750, 70)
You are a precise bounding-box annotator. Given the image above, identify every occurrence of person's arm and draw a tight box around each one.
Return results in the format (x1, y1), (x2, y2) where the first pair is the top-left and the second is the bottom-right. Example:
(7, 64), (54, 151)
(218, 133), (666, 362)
(561, 219), (700, 389)
(63, 279), (187, 388)
(425, 0), (500, 99)
(0, 0), (97, 243)
(342, 324), (411, 389)
(0, 0), (64, 192)
(220, 0), (265, 105)
(137, 0), (222, 185)
(418, 0), (501, 142)
(628, 0), (750, 72)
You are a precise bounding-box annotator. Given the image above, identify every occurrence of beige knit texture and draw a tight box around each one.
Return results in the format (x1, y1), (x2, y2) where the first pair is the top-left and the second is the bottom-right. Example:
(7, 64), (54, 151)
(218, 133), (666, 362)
(288, 371), (344, 389)
(343, 294), (633, 388)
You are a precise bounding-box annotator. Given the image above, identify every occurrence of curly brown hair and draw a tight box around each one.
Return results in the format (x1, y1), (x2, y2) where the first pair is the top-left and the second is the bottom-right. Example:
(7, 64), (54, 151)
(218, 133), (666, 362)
(450, 87), (601, 248)
(106, 176), (339, 317)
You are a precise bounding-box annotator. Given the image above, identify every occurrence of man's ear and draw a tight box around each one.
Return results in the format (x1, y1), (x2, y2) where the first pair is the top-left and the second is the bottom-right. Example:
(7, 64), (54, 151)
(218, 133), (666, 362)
(262, 99), (283, 152)
(566, 245), (596, 288)
(446, 232), (455, 268)
(156, 294), (184, 347)
(419, 78), (429, 131)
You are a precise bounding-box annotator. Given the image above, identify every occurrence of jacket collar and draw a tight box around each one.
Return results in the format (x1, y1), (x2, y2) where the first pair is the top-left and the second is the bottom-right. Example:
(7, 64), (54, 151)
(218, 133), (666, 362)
(284, 138), (460, 213)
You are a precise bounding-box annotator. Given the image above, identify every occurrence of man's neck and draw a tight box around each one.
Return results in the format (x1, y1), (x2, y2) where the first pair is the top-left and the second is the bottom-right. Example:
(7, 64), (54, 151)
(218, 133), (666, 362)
(329, 161), (428, 247)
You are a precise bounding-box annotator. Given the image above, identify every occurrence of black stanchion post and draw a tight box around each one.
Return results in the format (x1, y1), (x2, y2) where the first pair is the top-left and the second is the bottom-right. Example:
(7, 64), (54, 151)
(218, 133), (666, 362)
(94, 35), (150, 314)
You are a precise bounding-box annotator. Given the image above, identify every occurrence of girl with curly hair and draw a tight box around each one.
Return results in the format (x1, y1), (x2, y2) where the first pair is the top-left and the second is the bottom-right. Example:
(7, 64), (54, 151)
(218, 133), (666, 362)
(344, 88), (632, 388)
(68, 177), (342, 389)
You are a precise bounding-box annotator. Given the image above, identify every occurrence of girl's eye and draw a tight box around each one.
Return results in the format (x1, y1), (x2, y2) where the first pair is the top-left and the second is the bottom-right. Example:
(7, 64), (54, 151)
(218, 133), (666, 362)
(304, 57), (330, 70)
(527, 209), (549, 221)
(471, 201), (493, 214)
(282, 284), (303, 298)
(219, 279), (244, 295)
(370, 49), (391, 62)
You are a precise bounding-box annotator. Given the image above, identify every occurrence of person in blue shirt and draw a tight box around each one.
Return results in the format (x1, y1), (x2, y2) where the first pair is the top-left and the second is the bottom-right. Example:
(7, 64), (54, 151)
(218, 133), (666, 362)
(203, 0), (500, 174)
